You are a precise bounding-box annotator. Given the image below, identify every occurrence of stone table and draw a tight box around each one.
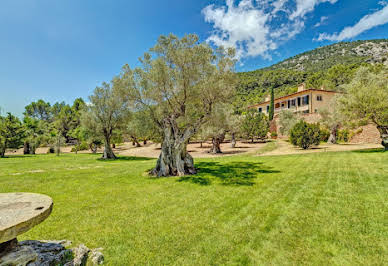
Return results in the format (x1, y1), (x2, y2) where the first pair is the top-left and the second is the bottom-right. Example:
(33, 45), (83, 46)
(0, 193), (53, 252)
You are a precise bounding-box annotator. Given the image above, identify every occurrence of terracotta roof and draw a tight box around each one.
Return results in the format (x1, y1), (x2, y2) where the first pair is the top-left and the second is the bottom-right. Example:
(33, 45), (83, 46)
(248, 89), (339, 108)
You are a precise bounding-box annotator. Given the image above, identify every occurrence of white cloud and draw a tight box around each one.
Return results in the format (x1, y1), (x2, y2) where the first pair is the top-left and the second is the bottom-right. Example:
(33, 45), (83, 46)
(270, 20), (305, 40)
(290, 0), (338, 20)
(314, 16), (328, 27)
(203, 0), (337, 60)
(271, 0), (288, 14)
(379, 1), (388, 7)
(318, 5), (388, 41)
(203, 0), (275, 59)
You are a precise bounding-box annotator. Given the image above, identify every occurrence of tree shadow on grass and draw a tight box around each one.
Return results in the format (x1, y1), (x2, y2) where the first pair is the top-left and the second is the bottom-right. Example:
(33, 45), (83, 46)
(352, 148), (386, 153)
(97, 156), (153, 162)
(0, 155), (33, 159)
(178, 161), (280, 186)
(178, 176), (212, 186)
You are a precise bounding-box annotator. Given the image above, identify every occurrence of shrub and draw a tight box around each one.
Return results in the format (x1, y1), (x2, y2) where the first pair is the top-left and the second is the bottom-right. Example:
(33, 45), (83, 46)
(289, 121), (321, 149)
(320, 128), (330, 142)
(71, 141), (89, 152)
(349, 128), (363, 140)
(338, 129), (349, 143)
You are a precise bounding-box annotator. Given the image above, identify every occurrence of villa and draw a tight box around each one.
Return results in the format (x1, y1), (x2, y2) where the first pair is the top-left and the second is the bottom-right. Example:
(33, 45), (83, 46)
(248, 83), (338, 115)
(248, 83), (381, 144)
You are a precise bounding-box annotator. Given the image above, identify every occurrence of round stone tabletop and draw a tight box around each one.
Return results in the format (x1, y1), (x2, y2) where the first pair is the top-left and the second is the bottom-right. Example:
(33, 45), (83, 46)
(0, 193), (53, 243)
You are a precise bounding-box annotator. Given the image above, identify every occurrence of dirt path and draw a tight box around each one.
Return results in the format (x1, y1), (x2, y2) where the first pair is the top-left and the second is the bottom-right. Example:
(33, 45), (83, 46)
(259, 140), (382, 156)
(117, 141), (268, 158)
(6, 140), (382, 158)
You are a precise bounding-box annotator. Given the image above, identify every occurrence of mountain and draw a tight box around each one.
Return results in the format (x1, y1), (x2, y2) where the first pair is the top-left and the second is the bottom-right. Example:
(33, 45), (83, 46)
(234, 39), (388, 112)
(266, 39), (388, 72)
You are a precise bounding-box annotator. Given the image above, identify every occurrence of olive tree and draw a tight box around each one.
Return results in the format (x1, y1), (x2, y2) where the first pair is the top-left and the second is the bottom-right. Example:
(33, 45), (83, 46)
(200, 104), (238, 154)
(228, 112), (242, 148)
(118, 34), (236, 176)
(126, 109), (157, 147)
(278, 110), (299, 136)
(319, 96), (345, 144)
(241, 110), (269, 142)
(339, 66), (388, 150)
(82, 82), (130, 159)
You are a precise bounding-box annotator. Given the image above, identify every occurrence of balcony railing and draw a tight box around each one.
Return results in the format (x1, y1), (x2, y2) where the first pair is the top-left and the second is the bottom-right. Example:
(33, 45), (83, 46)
(274, 104), (308, 113)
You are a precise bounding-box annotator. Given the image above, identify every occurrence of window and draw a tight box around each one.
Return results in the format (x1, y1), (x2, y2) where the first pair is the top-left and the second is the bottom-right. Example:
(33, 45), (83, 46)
(291, 99), (296, 106)
(302, 95), (309, 105)
(317, 95), (323, 101)
(258, 107), (262, 113)
(297, 97), (301, 106)
(266, 105), (269, 112)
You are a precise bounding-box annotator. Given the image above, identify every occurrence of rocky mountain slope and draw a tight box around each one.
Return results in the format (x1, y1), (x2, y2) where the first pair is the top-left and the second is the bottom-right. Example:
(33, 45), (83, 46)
(266, 39), (388, 72)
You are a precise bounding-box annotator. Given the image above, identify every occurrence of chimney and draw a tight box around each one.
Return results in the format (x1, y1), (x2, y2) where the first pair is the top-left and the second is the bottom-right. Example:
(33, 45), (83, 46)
(297, 83), (306, 92)
(320, 85), (325, 90)
(265, 94), (271, 102)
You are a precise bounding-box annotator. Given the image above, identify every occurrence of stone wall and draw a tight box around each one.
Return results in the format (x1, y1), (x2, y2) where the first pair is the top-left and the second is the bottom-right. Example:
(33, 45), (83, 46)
(274, 113), (382, 144)
(349, 124), (381, 144)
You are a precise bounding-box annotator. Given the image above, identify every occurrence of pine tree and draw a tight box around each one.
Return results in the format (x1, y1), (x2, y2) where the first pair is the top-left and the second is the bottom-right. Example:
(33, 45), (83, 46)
(269, 87), (274, 121)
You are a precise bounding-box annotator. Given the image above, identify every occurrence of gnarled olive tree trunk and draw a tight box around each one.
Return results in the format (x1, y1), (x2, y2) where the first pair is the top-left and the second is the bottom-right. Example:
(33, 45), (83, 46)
(24, 142), (30, 155)
(0, 144), (5, 158)
(90, 143), (98, 154)
(30, 143), (37, 155)
(131, 137), (141, 147)
(210, 133), (225, 154)
(327, 124), (339, 144)
(102, 129), (116, 159)
(231, 133), (236, 148)
(151, 119), (196, 177)
(377, 126), (388, 151)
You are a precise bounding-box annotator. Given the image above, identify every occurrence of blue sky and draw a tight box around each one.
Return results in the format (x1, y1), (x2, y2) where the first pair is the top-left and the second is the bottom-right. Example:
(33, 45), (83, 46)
(1, 0), (387, 116)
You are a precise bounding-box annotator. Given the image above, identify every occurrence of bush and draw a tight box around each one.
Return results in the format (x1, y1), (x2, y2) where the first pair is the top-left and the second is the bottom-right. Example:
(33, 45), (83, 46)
(289, 121), (321, 149)
(349, 128), (363, 140)
(320, 128), (330, 142)
(338, 129), (349, 143)
(71, 141), (89, 152)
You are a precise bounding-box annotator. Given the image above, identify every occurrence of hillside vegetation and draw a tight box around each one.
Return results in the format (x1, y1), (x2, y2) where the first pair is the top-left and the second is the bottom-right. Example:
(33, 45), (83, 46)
(235, 39), (388, 112)
(268, 39), (388, 72)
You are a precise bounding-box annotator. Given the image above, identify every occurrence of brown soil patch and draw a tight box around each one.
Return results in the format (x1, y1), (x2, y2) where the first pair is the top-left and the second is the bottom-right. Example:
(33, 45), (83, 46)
(117, 141), (268, 158)
(5, 139), (382, 159)
(5, 147), (73, 156)
(260, 140), (382, 156)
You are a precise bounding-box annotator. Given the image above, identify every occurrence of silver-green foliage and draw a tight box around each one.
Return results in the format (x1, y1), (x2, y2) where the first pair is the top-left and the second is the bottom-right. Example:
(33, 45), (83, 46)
(241, 110), (269, 142)
(339, 66), (388, 150)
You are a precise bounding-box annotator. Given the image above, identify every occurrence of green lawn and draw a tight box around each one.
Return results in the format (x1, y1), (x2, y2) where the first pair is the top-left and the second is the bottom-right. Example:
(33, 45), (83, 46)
(1, 150), (387, 265)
